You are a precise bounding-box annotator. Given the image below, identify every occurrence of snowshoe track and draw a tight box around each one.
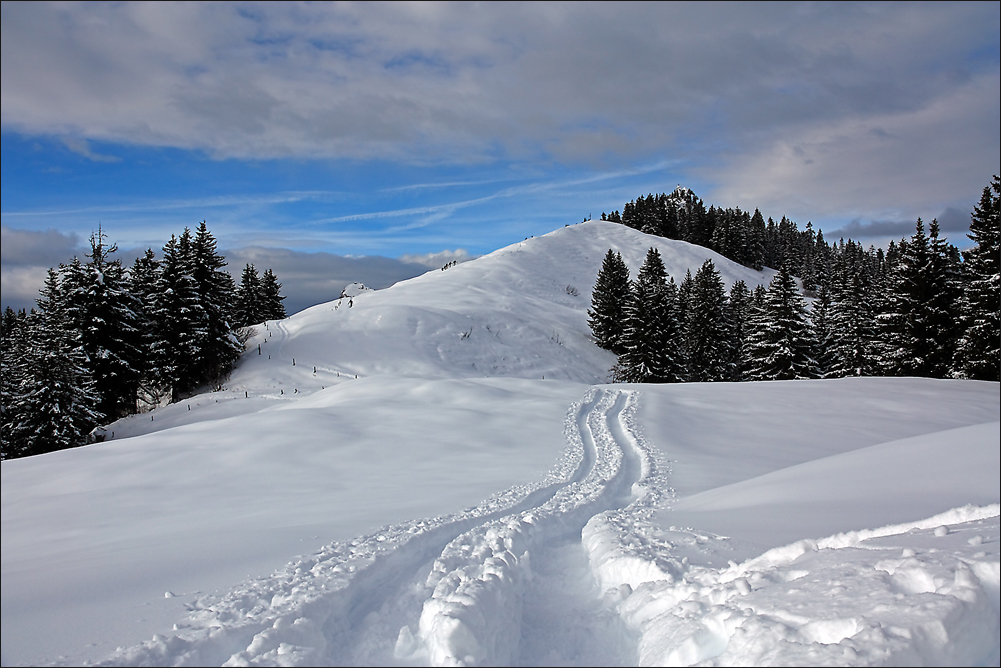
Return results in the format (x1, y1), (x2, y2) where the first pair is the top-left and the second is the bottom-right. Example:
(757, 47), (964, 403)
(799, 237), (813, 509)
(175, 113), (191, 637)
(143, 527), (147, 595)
(95, 388), (656, 667)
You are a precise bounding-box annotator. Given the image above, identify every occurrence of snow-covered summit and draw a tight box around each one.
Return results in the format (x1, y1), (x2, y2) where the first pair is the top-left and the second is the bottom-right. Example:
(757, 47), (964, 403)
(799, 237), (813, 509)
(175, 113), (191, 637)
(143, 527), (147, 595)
(338, 282), (374, 299)
(231, 221), (774, 388)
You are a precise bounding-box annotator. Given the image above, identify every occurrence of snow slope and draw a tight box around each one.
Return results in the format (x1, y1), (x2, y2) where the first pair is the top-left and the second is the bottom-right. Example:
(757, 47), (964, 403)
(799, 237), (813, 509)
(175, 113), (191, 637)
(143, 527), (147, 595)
(1, 221), (998, 667)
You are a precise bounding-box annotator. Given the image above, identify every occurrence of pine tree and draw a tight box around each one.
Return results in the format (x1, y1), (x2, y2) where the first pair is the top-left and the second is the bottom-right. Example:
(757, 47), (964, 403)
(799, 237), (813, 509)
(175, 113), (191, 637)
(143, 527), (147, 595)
(234, 263), (266, 328)
(878, 218), (958, 378)
(6, 269), (102, 458)
(809, 282), (836, 377)
(191, 222), (242, 387)
(153, 231), (208, 402)
(615, 248), (683, 383)
(826, 272), (880, 377)
(260, 269), (287, 320)
(1, 308), (29, 459)
(726, 280), (752, 381)
(63, 229), (143, 419)
(744, 264), (819, 380)
(128, 249), (164, 409)
(954, 175), (1000, 380)
(587, 250), (631, 354)
(685, 259), (732, 382)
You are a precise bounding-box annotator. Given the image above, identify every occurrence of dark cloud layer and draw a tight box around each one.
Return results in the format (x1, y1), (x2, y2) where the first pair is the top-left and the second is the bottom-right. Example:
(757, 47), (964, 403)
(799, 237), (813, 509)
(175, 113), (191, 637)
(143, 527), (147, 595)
(823, 206), (974, 243)
(223, 247), (435, 316)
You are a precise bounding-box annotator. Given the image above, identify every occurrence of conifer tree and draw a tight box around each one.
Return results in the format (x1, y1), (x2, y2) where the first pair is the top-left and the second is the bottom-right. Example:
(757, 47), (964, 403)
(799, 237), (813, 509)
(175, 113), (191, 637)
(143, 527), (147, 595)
(685, 259), (732, 382)
(744, 264), (819, 380)
(153, 231), (207, 402)
(587, 250), (631, 354)
(235, 263), (266, 328)
(128, 249), (164, 408)
(260, 269), (287, 320)
(954, 175), (1000, 380)
(827, 272), (879, 377)
(878, 218), (958, 378)
(64, 230), (142, 419)
(809, 282), (836, 377)
(615, 248), (683, 382)
(726, 280), (752, 381)
(6, 269), (102, 457)
(191, 222), (242, 386)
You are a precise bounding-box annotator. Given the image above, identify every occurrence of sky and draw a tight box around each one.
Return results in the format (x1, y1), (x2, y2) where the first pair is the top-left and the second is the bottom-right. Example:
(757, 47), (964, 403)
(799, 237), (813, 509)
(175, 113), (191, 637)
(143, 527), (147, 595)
(2, 1), (999, 315)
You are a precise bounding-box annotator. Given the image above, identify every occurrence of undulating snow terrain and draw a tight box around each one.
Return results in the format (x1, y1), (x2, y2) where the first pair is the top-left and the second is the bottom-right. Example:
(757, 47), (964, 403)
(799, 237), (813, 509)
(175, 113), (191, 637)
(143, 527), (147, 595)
(2, 221), (998, 666)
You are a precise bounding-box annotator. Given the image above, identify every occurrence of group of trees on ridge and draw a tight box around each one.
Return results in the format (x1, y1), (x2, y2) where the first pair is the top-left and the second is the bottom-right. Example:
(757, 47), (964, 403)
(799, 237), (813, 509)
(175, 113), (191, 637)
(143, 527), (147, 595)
(0, 222), (286, 460)
(591, 176), (1000, 384)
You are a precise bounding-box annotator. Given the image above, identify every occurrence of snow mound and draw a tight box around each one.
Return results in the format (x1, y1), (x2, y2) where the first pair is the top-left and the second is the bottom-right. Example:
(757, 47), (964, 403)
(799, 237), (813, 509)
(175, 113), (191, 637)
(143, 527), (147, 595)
(339, 282), (373, 299)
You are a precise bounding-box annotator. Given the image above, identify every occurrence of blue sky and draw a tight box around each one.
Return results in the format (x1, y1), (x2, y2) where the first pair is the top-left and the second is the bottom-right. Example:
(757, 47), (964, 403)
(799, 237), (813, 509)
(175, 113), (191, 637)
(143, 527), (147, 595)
(2, 2), (999, 315)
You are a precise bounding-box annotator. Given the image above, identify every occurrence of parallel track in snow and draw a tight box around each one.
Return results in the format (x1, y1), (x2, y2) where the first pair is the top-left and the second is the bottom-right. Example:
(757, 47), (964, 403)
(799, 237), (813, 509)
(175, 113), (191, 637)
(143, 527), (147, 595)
(96, 388), (656, 667)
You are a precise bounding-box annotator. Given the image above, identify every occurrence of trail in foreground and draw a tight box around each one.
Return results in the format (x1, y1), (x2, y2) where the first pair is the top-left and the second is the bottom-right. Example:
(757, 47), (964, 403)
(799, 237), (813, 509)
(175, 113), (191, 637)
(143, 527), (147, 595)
(94, 388), (999, 667)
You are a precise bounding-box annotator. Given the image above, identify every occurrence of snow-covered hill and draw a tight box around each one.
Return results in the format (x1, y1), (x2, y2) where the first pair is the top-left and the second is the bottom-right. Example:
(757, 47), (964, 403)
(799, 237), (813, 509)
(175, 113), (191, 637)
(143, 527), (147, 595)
(1, 221), (998, 667)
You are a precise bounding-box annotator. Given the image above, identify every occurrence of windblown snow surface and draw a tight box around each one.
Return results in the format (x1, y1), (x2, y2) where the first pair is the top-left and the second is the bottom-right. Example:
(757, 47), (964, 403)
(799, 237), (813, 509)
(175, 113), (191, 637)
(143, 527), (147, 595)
(2, 221), (999, 667)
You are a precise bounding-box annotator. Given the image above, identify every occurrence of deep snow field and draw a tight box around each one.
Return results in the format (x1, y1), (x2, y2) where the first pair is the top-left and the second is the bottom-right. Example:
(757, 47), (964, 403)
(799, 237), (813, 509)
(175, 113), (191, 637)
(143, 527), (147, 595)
(2, 221), (998, 667)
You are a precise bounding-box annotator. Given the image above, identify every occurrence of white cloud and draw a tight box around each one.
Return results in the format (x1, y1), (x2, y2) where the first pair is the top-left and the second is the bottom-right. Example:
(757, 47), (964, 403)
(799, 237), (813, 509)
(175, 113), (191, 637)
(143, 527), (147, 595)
(398, 249), (474, 269)
(60, 137), (121, 163)
(708, 74), (1001, 231)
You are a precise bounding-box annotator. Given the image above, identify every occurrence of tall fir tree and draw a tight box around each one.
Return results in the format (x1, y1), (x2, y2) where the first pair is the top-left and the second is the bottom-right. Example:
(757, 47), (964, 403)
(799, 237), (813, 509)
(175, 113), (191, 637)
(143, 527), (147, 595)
(587, 250), (631, 354)
(685, 259), (732, 382)
(808, 282), (836, 377)
(744, 264), (819, 380)
(153, 230), (208, 402)
(615, 248), (683, 383)
(128, 248), (165, 408)
(64, 229), (143, 419)
(234, 263), (267, 328)
(878, 218), (957, 378)
(260, 268), (287, 320)
(726, 280), (752, 381)
(827, 272), (880, 377)
(191, 222), (242, 387)
(6, 269), (102, 458)
(954, 175), (1000, 380)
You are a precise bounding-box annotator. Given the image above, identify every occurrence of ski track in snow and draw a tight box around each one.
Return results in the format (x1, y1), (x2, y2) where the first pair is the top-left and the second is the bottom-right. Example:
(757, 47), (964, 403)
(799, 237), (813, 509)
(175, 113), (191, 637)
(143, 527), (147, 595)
(89, 388), (1000, 667)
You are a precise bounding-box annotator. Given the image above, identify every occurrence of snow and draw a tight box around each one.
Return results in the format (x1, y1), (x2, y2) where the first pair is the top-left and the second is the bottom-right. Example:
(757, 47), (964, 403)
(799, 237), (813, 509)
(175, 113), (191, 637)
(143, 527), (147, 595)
(2, 221), (998, 667)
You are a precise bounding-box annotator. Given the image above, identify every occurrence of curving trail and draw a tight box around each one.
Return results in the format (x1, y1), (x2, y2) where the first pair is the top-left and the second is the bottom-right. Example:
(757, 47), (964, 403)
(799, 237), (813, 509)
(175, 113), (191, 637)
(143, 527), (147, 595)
(97, 389), (660, 667)
(87, 387), (1001, 667)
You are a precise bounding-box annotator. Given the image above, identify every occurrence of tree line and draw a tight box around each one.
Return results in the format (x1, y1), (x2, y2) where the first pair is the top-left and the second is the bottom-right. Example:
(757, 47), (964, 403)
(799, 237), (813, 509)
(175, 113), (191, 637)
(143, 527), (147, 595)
(1, 222), (286, 459)
(591, 176), (1000, 384)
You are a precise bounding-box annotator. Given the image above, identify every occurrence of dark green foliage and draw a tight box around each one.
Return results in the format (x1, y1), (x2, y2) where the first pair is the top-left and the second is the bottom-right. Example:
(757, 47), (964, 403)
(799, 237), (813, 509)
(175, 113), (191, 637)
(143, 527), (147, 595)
(615, 248), (684, 383)
(954, 175), (1000, 380)
(744, 264), (818, 380)
(191, 222), (243, 387)
(826, 273), (879, 377)
(685, 260), (732, 382)
(877, 219), (960, 378)
(4, 270), (102, 458)
(235, 263), (267, 327)
(726, 280), (753, 381)
(588, 250), (631, 354)
(261, 269), (287, 320)
(65, 229), (143, 419)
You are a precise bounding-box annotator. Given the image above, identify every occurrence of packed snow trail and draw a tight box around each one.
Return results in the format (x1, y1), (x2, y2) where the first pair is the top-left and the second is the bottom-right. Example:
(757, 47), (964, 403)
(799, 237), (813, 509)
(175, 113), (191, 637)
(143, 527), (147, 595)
(95, 388), (647, 667)
(87, 387), (1000, 667)
(411, 389), (646, 665)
